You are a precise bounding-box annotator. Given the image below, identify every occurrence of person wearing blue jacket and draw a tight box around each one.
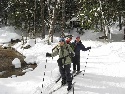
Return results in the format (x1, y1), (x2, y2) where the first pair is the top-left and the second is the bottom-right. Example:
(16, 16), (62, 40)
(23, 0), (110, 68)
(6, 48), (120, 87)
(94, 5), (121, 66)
(72, 36), (91, 73)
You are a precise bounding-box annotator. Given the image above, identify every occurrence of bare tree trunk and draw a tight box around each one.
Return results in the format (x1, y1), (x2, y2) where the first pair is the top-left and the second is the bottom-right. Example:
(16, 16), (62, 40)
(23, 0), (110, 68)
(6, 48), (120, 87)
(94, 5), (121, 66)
(119, 12), (122, 30)
(61, 0), (66, 37)
(40, 0), (45, 39)
(99, 0), (103, 32)
(34, 0), (36, 43)
(49, 7), (56, 42)
(124, 19), (125, 40)
(21, 31), (25, 45)
(124, 28), (125, 40)
(48, 0), (58, 42)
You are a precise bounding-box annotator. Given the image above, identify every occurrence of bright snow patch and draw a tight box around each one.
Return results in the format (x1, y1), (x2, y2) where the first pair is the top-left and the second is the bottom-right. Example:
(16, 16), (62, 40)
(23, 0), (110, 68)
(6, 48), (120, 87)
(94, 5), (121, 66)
(12, 58), (21, 68)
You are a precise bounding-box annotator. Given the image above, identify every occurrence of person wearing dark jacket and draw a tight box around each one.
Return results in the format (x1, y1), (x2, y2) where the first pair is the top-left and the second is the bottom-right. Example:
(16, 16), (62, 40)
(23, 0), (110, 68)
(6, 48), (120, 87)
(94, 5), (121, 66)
(72, 36), (91, 73)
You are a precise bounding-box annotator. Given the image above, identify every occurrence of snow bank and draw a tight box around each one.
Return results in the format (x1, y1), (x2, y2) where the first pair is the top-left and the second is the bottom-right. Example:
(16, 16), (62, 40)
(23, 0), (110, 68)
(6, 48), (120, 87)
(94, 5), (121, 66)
(0, 26), (21, 44)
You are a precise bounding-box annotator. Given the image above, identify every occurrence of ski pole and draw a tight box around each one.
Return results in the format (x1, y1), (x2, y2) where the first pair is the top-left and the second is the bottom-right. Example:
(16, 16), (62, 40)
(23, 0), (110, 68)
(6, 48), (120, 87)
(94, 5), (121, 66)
(83, 49), (90, 76)
(73, 86), (74, 94)
(41, 58), (47, 93)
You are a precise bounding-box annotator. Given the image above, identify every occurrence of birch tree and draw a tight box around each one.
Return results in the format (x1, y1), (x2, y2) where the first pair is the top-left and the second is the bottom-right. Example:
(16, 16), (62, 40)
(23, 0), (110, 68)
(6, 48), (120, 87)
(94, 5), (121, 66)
(48, 0), (58, 42)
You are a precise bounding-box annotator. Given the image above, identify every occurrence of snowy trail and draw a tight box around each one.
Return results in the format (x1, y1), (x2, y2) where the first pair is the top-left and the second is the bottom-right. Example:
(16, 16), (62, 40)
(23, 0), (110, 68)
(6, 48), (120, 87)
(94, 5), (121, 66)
(1, 26), (125, 94)
(51, 46), (125, 94)
(50, 51), (90, 94)
(1, 42), (125, 94)
(72, 47), (125, 94)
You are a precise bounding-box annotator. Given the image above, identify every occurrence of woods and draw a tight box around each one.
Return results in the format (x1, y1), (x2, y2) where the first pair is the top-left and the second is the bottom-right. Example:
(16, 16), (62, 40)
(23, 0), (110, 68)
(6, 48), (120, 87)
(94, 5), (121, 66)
(0, 0), (125, 41)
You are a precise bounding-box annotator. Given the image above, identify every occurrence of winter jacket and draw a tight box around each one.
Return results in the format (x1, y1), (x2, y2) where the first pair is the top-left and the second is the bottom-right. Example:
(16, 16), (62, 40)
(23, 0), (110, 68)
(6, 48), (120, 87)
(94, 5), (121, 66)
(51, 43), (75, 65)
(66, 40), (75, 51)
(72, 40), (89, 55)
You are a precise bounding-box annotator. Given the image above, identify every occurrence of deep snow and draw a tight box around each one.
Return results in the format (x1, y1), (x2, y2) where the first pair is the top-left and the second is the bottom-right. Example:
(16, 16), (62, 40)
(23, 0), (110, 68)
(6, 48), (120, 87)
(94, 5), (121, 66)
(0, 26), (125, 94)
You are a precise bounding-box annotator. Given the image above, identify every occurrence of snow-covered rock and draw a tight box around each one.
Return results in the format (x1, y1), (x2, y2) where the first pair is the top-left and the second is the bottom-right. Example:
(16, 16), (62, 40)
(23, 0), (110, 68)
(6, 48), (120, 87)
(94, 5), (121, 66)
(2, 44), (9, 48)
(22, 68), (33, 73)
(12, 58), (21, 68)
(24, 55), (37, 64)
(11, 75), (16, 78)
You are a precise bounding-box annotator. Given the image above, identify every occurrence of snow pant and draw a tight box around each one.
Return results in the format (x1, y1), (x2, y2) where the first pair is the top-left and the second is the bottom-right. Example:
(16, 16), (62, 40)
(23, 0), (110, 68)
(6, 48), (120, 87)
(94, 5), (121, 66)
(57, 58), (72, 85)
(72, 55), (80, 71)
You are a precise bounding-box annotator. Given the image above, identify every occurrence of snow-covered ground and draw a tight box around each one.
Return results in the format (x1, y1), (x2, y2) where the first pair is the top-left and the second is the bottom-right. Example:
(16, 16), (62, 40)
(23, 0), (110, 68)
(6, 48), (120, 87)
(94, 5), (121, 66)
(0, 26), (125, 94)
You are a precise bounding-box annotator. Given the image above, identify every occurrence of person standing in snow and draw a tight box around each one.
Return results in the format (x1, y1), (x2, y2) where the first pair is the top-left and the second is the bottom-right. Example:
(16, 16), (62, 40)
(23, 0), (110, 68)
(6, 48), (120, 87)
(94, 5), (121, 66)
(66, 35), (73, 44)
(46, 38), (75, 91)
(65, 35), (75, 63)
(72, 36), (91, 73)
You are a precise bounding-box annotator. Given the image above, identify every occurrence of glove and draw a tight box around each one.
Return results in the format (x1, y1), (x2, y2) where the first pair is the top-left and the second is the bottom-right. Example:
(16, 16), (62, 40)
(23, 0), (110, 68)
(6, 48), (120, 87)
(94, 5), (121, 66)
(46, 52), (52, 57)
(69, 53), (75, 57)
(87, 47), (91, 50)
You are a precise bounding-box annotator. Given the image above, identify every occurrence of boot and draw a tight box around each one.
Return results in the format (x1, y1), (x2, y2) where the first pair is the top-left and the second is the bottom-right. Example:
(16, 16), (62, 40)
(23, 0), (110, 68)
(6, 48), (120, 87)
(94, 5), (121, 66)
(67, 82), (72, 91)
(61, 80), (66, 86)
(76, 70), (81, 74)
(67, 84), (72, 91)
(72, 70), (76, 74)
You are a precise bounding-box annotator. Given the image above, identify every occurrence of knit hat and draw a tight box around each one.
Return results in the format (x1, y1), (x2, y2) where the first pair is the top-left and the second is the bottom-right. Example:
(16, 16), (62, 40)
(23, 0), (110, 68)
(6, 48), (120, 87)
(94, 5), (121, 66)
(68, 35), (73, 39)
(59, 38), (65, 42)
(76, 36), (80, 39)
